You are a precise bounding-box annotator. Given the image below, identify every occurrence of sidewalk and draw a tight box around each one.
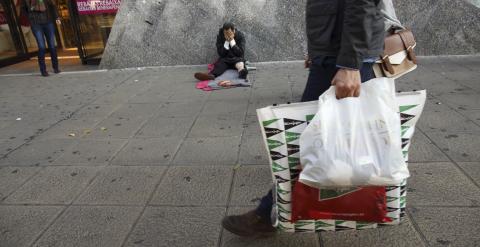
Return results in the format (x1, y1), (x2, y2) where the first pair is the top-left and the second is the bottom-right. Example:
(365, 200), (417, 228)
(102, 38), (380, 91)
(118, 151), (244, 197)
(0, 56), (479, 247)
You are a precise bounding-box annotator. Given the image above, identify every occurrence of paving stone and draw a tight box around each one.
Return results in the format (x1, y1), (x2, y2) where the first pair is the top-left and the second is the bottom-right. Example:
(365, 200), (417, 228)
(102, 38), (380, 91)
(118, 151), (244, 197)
(407, 163), (480, 206)
(251, 86), (293, 104)
(243, 115), (262, 136)
(417, 101), (480, 132)
(230, 165), (273, 206)
(239, 136), (269, 165)
(4, 166), (100, 204)
(111, 138), (182, 165)
(135, 116), (194, 138)
(436, 92), (480, 110)
(201, 99), (249, 116)
(54, 139), (126, 164)
(221, 206), (320, 247)
(426, 132), (480, 162)
(33, 206), (142, 247)
(124, 206), (224, 247)
(0, 205), (63, 247)
(3, 139), (76, 166)
(458, 110), (480, 125)
(0, 166), (40, 200)
(127, 88), (172, 103)
(188, 115), (245, 138)
(207, 87), (251, 101)
(85, 104), (159, 139)
(0, 139), (24, 157)
(75, 166), (165, 205)
(320, 217), (424, 247)
(409, 207), (480, 247)
(150, 166), (233, 206)
(408, 131), (449, 163)
(173, 137), (241, 165)
(155, 100), (205, 117)
(457, 162), (480, 185)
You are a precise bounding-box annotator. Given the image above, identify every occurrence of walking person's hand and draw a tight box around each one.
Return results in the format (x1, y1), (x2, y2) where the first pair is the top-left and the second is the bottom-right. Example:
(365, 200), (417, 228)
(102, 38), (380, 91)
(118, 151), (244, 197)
(331, 68), (361, 99)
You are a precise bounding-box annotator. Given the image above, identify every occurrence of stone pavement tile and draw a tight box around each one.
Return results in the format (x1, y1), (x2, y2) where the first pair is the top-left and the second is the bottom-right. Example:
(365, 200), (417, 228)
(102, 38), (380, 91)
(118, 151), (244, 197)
(124, 206), (224, 247)
(127, 87), (172, 104)
(201, 99), (249, 116)
(409, 206), (480, 247)
(458, 110), (480, 125)
(2, 139), (76, 166)
(0, 138), (24, 157)
(38, 105), (117, 139)
(0, 205), (63, 247)
(0, 166), (40, 200)
(4, 166), (100, 204)
(188, 115), (245, 138)
(239, 136), (269, 165)
(172, 137), (241, 165)
(320, 217), (424, 247)
(168, 85), (211, 101)
(407, 163), (480, 206)
(457, 162), (480, 185)
(33, 205), (143, 247)
(426, 132), (480, 162)
(230, 165), (273, 206)
(150, 166), (233, 206)
(75, 166), (165, 205)
(408, 131), (449, 163)
(135, 116), (194, 138)
(111, 138), (182, 165)
(243, 115), (262, 136)
(221, 207), (320, 247)
(86, 104), (160, 139)
(251, 86), (293, 105)
(436, 92), (480, 110)
(54, 139), (126, 164)
(207, 87), (251, 101)
(156, 100), (205, 118)
(417, 101), (480, 132)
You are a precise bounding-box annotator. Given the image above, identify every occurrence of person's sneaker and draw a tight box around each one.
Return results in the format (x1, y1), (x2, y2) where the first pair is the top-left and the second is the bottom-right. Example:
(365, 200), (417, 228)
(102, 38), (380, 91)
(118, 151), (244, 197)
(239, 69), (248, 79)
(222, 210), (276, 237)
(194, 72), (215, 81)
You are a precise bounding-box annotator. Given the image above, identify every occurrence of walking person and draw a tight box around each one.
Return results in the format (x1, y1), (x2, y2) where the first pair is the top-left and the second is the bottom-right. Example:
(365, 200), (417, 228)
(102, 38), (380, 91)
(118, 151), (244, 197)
(21, 0), (61, 76)
(222, 0), (385, 237)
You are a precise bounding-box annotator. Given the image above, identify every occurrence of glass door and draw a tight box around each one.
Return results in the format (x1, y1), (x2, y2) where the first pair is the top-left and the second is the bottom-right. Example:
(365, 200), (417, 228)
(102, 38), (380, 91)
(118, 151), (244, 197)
(0, 0), (27, 64)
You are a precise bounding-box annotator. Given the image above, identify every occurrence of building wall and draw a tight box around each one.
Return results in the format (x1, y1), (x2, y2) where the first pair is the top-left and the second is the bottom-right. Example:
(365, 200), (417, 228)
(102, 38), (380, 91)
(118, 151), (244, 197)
(100, 0), (480, 69)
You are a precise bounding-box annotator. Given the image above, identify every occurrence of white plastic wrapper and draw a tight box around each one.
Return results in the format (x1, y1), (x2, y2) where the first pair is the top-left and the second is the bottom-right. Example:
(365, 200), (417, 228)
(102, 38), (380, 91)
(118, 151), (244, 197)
(299, 78), (409, 187)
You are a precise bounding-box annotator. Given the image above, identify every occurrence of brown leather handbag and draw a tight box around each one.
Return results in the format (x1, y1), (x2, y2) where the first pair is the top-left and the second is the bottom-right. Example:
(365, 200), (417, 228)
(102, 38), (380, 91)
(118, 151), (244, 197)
(373, 29), (418, 78)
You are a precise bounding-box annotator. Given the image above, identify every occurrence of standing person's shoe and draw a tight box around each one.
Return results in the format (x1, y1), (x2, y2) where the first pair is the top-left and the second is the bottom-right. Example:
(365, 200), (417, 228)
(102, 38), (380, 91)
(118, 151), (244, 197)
(41, 71), (49, 77)
(238, 69), (248, 79)
(222, 210), (276, 237)
(194, 72), (215, 81)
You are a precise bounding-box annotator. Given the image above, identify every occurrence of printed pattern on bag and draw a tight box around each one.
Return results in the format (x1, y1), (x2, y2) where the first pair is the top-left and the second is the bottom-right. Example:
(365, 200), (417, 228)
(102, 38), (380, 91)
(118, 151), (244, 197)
(257, 91), (426, 232)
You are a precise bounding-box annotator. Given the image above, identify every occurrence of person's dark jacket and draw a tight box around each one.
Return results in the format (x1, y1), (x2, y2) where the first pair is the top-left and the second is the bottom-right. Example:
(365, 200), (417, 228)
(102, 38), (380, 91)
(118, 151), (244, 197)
(216, 28), (246, 64)
(21, 0), (59, 25)
(306, 0), (385, 69)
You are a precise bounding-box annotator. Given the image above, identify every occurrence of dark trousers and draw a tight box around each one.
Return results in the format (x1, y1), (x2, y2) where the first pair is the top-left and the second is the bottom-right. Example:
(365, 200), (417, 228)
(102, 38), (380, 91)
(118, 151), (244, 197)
(31, 22), (59, 73)
(211, 58), (242, 77)
(255, 56), (376, 221)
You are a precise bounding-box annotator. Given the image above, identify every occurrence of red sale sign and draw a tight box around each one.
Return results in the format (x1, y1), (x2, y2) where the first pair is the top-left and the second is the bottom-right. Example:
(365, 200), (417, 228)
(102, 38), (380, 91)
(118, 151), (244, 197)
(76, 0), (121, 15)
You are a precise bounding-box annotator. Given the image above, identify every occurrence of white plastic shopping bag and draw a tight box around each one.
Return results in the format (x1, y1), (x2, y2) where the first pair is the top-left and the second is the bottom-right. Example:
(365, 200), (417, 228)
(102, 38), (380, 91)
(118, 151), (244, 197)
(299, 77), (409, 187)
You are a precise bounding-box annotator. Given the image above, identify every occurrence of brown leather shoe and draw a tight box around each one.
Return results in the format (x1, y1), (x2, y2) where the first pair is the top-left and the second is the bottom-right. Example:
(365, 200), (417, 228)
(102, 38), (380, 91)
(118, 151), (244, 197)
(194, 72), (215, 81)
(222, 210), (276, 237)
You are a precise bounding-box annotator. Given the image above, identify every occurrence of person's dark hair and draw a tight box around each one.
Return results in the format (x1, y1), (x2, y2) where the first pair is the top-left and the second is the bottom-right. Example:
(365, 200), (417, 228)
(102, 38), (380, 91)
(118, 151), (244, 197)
(223, 22), (235, 31)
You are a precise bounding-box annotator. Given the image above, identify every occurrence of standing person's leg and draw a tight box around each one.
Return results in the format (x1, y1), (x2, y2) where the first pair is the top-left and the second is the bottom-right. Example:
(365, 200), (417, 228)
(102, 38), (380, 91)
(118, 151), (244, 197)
(44, 22), (60, 73)
(301, 56), (338, 102)
(31, 24), (48, 76)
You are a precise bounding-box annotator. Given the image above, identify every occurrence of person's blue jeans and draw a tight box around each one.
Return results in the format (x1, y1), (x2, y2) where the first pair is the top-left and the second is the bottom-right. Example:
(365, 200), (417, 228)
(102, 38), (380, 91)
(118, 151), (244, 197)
(31, 22), (59, 73)
(255, 56), (376, 221)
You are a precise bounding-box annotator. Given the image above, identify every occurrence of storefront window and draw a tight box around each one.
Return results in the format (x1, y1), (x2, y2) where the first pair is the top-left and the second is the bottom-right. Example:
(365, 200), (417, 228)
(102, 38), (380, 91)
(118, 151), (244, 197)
(13, 0), (38, 53)
(75, 0), (119, 60)
(0, 1), (21, 60)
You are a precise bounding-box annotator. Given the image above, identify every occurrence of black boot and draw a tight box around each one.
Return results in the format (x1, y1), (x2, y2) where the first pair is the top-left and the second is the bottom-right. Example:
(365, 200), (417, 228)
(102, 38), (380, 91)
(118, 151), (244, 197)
(239, 69), (248, 79)
(222, 210), (276, 237)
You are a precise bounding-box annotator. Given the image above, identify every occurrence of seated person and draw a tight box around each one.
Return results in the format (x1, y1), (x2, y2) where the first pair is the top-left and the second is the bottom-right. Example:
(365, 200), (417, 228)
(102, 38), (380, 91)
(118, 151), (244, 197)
(194, 22), (248, 80)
